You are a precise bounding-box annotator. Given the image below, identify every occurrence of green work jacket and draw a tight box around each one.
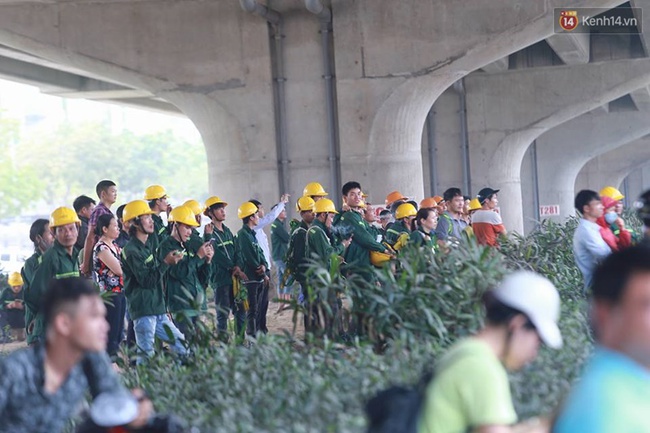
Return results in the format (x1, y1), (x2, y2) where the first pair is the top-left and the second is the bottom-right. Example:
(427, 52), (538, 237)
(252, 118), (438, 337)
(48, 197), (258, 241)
(122, 236), (168, 320)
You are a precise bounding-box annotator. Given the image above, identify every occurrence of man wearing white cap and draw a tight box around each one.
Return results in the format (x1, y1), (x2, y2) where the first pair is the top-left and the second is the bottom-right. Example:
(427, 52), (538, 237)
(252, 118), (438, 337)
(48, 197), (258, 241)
(418, 271), (562, 433)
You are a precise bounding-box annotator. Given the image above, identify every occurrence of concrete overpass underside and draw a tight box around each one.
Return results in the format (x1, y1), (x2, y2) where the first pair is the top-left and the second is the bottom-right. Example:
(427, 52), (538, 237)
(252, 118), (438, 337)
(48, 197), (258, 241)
(0, 0), (647, 232)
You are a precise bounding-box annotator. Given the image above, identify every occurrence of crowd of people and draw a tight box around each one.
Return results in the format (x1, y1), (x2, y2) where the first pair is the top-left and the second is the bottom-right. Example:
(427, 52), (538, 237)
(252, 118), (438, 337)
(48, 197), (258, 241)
(1, 177), (650, 432)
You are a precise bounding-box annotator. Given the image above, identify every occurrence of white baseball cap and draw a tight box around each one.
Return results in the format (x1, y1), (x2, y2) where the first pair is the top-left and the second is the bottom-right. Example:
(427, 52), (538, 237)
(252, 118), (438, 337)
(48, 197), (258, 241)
(493, 270), (563, 349)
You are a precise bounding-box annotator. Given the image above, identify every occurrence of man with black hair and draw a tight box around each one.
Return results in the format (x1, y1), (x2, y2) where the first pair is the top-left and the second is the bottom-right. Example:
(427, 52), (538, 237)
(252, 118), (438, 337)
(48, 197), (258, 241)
(114, 203), (130, 248)
(120, 200), (186, 362)
(572, 190), (611, 292)
(337, 181), (390, 281)
(0, 277), (153, 432)
(26, 207), (82, 345)
(472, 187), (507, 247)
(81, 180), (117, 276)
(286, 196), (316, 306)
(72, 195), (96, 251)
(435, 187), (469, 249)
(555, 245), (650, 432)
(21, 219), (53, 316)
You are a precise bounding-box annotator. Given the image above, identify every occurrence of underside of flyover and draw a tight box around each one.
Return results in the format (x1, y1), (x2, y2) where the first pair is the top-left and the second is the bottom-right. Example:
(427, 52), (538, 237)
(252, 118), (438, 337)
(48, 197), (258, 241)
(0, 0), (647, 230)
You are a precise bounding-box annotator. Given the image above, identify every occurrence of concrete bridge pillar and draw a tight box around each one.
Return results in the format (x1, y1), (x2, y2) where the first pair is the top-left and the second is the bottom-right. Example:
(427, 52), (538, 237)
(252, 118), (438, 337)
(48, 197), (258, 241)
(466, 58), (650, 233)
(535, 112), (650, 222)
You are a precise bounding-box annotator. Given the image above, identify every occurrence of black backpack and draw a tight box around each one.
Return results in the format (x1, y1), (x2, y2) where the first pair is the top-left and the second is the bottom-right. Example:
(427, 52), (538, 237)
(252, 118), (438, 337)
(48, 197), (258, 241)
(365, 369), (434, 433)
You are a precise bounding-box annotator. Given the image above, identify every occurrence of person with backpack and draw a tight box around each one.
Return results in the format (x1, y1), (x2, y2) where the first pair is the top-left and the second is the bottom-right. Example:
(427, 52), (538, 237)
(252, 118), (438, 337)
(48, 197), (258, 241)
(416, 271), (562, 433)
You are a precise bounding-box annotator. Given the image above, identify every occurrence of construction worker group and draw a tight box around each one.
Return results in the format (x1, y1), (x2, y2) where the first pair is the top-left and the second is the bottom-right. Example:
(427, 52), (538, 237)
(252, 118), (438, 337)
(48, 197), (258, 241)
(14, 176), (621, 358)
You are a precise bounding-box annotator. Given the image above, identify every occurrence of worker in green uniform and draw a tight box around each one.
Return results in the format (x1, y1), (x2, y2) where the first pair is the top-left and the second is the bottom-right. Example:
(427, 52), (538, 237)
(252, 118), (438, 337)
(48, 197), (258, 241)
(305, 198), (351, 335)
(158, 205), (213, 339)
(235, 201), (269, 336)
(120, 199), (186, 363)
(337, 182), (391, 280)
(286, 197), (316, 304)
(144, 184), (170, 250)
(384, 202), (417, 247)
(204, 196), (248, 340)
(0, 272), (26, 342)
(409, 207), (438, 252)
(25, 207), (81, 345)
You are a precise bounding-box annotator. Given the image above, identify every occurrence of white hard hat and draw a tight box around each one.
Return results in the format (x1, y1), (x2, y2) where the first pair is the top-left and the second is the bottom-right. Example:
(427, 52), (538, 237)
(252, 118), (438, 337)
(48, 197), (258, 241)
(492, 270), (563, 349)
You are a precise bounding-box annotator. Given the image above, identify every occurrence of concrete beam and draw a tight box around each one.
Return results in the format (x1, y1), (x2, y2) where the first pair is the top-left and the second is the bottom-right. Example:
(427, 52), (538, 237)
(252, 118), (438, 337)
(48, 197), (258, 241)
(546, 32), (590, 65)
(624, 164), (650, 202)
(535, 112), (650, 222)
(630, 86), (650, 111)
(630, 0), (649, 55)
(576, 135), (650, 195)
(481, 57), (509, 73)
(467, 58), (650, 233)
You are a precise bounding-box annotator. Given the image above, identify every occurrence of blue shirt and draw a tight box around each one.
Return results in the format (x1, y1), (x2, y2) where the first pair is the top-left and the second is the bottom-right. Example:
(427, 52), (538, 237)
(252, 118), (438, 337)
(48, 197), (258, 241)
(554, 348), (650, 433)
(572, 218), (610, 291)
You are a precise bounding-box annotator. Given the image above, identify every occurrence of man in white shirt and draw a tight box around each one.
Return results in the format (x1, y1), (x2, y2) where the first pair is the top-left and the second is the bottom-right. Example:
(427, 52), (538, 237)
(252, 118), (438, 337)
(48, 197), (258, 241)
(573, 190), (611, 293)
(249, 194), (289, 333)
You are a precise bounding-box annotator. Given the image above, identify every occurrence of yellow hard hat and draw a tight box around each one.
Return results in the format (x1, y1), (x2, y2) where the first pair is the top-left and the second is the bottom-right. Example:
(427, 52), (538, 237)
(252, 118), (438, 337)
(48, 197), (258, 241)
(238, 202), (258, 219)
(168, 205), (200, 227)
(8, 272), (23, 287)
(144, 184), (167, 201)
(370, 250), (392, 267)
(599, 186), (624, 201)
(303, 182), (328, 197)
(123, 200), (154, 222)
(50, 207), (81, 228)
(358, 200), (367, 209)
(182, 199), (205, 216)
(296, 196), (316, 212)
(395, 203), (417, 220)
(385, 191), (408, 207)
(204, 196), (228, 209)
(469, 198), (482, 211)
(314, 198), (338, 214)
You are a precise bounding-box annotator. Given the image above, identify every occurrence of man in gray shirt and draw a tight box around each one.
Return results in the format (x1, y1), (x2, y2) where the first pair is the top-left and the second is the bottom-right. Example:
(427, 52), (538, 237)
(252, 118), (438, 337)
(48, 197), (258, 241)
(436, 187), (469, 249)
(0, 277), (152, 433)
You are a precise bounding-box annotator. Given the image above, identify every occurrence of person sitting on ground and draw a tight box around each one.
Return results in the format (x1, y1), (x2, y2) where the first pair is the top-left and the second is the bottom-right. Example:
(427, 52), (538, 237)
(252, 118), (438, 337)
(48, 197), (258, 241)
(554, 246), (650, 433)
(596, 196), (631, 252)
(418, 271), (562, 433)
(0, 277), (153, 433)
(572, 190), (611, 293)
(0, 272), (26, 342)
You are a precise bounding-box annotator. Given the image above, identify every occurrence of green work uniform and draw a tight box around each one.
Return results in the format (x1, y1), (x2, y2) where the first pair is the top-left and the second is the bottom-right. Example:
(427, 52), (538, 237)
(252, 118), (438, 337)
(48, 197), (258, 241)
(207, 224), (238, 288)
(235, 225), (268, 281)
(337, 210), (386, 270)
(147, 213), (167, 251)
(286, 221), (310, 285)
(121, 236), (169, 320)
(306, 219), (344, 263)
(158, 236), (210, 314)
(0, 287), (24, 311)
(409, 228), (438, 251)
(271, 218), (290, 263)
(25, 241), (80, 344)
(384, 220), (410, 246)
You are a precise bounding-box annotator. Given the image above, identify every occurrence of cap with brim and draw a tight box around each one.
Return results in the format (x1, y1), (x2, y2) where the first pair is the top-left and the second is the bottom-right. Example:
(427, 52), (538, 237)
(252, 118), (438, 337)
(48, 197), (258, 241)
(492, 271), (563, 349)
(477, 187), (500, 204)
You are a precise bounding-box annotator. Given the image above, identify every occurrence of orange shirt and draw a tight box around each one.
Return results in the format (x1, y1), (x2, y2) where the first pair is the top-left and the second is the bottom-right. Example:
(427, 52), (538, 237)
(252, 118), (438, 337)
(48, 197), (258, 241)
(471, 210), (506, 246)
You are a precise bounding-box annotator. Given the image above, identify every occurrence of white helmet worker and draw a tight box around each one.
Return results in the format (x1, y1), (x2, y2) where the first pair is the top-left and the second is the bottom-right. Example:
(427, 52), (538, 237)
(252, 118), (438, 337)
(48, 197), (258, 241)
(492, 270), (563, 349)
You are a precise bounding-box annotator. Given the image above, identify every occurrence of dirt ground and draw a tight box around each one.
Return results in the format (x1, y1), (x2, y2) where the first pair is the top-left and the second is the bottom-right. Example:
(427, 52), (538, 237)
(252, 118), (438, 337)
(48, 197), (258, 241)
(0, 299), (302, 354)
